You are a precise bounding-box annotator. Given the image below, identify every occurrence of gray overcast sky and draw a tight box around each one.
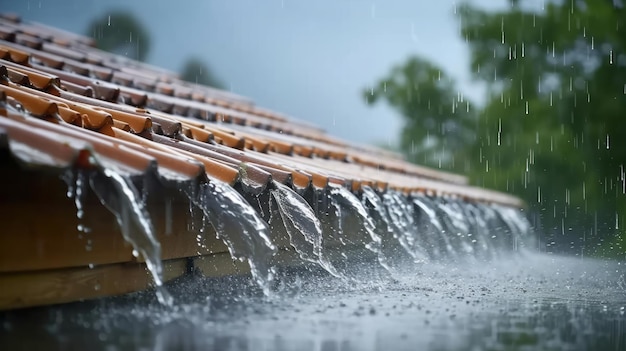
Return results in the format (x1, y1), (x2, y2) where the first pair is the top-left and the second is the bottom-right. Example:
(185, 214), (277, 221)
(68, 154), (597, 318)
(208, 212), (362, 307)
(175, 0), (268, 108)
(4, 0), (507, 146)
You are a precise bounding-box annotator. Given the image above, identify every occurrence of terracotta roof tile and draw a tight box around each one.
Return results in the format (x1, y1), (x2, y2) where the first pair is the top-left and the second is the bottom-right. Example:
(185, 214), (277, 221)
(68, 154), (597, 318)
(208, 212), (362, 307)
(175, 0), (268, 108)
(0, 14), (522, 208)
(0, 112), (93, 168)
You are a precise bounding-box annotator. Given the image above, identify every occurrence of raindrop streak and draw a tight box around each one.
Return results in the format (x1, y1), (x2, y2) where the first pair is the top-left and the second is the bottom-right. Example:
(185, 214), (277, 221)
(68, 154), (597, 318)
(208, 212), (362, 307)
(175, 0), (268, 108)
(525, 101), (529, 114)
(90, 168), (172, 306)
(270, 181), (343, 279)
(186, 180), (277, 296)
(497, 118), (502, 146)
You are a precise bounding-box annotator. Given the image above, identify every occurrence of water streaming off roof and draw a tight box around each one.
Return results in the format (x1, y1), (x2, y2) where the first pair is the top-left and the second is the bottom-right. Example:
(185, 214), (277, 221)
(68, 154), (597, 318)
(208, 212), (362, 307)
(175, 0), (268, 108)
(0, 12), (534, 310)
(185, 180), (277, 296)
(270, 180), (343, 279)
(1, 2), (626, 349)
(90, 168), (173, 306)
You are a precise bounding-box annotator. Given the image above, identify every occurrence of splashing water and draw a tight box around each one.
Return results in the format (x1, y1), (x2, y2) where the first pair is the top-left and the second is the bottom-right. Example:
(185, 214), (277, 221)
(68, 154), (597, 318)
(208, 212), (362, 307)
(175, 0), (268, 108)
(185, 180), (277, 296)
(361, 186), (412, 267)
(492, 204), (535, 251)
(270, 181), (343, 278)
(73, 164), (537, 305)
(459, 201), (495, 260)
(473, 202), (511, 254)
(90, 168), (173, 306)
(382, 189), (429, 263)
(327, 184), (391, 273)
(412, 195), (456, 259)
(435, 198), (476, 257)
(445, 199), (484, 258)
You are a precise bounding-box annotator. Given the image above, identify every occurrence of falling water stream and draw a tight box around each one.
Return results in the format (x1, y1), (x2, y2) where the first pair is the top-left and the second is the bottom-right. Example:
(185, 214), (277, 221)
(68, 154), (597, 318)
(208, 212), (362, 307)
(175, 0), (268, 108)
(89, 168), (173, 306)
(1, 166), (624, 351)
(184, 180), (277, 296)
(270, 181), (343, 278)
(326, 184), (392, 275)
(67, 164), (587, 293)
(382, 189), (429, 263)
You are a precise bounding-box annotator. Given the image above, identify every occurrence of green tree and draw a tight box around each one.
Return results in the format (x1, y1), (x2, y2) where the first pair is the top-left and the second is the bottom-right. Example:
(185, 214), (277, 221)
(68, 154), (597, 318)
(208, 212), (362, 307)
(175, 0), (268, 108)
(180, 57), (224, 89)
(366, 0), (626, 257)
(364, 57), (475, 172)
(461, 0), (625, 257)
(86, 11), (150, 62)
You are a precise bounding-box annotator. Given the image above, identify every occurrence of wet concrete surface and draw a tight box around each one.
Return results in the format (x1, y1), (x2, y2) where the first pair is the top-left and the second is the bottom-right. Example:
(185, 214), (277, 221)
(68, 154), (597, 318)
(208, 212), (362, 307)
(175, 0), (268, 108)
(1, 252), (625, 351)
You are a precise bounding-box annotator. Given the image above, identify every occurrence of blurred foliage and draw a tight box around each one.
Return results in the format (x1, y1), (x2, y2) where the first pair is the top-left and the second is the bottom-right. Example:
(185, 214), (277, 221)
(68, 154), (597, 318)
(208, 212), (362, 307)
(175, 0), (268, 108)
(86, 11), (150, 62)
(364, 57), (475, 170)
(366, 0), (625, 257)
(87, 12), (223, 89)
(180, 57), (224, 89)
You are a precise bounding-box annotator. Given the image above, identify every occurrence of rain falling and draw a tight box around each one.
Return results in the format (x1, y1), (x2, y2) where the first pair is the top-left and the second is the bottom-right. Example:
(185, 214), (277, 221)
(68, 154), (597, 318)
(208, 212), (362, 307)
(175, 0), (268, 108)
(0, 1), (625, 351)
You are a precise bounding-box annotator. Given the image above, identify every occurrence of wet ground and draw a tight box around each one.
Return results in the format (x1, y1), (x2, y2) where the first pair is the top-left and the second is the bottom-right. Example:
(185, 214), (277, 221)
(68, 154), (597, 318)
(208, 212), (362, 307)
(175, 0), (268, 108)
(1, 251), (625, 351)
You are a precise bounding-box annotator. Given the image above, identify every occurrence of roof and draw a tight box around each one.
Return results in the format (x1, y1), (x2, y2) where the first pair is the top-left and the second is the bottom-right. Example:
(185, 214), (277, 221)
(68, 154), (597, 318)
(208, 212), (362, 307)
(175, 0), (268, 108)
(0, 13), (533, 310)
(0, 13), (522, 207)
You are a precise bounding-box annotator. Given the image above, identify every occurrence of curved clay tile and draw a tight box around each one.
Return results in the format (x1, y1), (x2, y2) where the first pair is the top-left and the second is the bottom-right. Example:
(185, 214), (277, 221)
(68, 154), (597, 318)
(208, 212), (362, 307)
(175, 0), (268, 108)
(0, 116), (92, 168)
(4, 66), (29, 86)
(2, 60), (60, 91)
(30, 48), (65, 69)
(56, 105), (82, 126)
(150, 133), (271, 190)
(34, 64), (120, 102)
(200, 125), (245, 149)
(181, 124), (213, 143)
(157, 134), (287, 185)
(0, 25), (17, 42)
(113, 119), (131, 132)
(15, 33), (42, 50)
(3, 83), (115, 132)
(147, 113), (182, 137)
(160, 145), (239, 184)
(0, 45), (29, 64)
(41, 42), (85, 62)
(0, 84), (59, 117)
(110, 128), (204, 180)
(189, 141), (312, 189)
(59, 80), (94, 97)
(117, 86), (148, 107)
(5, 113), (155, 174)
(28, 21), (95, 47)
(92, 107), (151, 134)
